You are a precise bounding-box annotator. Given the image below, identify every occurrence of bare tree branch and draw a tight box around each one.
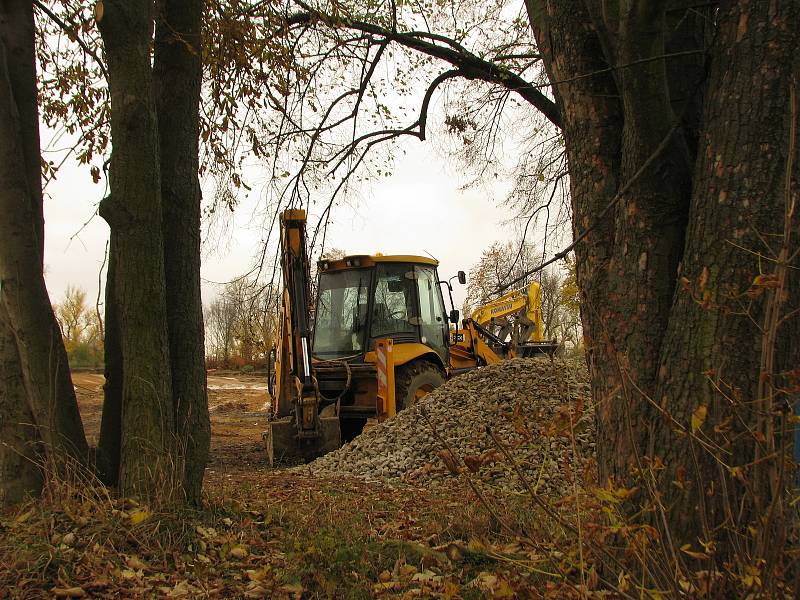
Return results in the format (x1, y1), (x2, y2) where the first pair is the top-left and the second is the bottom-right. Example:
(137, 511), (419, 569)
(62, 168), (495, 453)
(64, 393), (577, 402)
(282, 1), (563, 128)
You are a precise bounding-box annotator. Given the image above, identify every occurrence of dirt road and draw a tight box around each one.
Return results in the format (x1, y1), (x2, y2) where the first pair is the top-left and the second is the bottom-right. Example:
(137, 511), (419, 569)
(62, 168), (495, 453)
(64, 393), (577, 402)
(72, 371), (271, 473)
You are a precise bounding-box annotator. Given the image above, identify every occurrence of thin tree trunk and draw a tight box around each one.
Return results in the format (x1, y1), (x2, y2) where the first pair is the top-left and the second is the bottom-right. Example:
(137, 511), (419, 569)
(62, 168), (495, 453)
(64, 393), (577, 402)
(97, 0), (175, 500)
(96, 244), (122, 486)
(153, 0), (210, 505)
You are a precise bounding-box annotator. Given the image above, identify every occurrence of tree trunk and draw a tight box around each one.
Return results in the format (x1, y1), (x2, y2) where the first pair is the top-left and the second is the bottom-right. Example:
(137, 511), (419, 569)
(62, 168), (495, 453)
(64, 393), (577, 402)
(1, 0), (43, 255)
(0, 306), (41, 507)
(97, 0), (175, 500)
(527, 0), (798, 559)
(655, 0), (800, 554)
(0, 0), (87, 472)
(96, 244), (122, 486)
(153, 0), (210, 506)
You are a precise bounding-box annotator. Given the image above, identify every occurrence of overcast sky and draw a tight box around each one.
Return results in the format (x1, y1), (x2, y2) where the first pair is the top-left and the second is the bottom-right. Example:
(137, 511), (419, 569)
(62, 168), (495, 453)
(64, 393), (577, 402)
(41, 135), (523, 312)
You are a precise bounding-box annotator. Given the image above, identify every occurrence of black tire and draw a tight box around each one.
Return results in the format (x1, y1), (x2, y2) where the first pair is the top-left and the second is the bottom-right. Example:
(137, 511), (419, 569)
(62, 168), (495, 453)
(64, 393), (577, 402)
(395, 360), (445, 412)
(340, 417), (367, 442)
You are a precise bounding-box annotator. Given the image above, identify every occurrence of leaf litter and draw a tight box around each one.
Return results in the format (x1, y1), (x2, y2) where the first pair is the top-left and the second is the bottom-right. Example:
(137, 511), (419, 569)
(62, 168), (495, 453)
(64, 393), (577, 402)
(1, 358), (601, 598)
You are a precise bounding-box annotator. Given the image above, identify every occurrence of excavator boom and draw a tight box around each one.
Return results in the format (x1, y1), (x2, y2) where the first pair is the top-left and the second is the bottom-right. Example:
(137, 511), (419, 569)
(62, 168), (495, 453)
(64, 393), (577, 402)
(449, 280), (558, 369)
(264, 210), (340, 465)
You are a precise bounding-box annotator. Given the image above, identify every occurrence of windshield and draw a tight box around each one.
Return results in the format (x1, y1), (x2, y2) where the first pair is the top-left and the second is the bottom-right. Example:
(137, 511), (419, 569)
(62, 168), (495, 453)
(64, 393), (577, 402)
(313, 269), (371, 359)
(371, 264), (418, 339)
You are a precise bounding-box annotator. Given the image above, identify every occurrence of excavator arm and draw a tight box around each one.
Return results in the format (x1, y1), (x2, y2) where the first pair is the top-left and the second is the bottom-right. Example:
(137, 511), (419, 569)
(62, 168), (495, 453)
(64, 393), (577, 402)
(469, 282), (546, 344)
(449, 280), (558, 370)
(264, 210), (341, 465)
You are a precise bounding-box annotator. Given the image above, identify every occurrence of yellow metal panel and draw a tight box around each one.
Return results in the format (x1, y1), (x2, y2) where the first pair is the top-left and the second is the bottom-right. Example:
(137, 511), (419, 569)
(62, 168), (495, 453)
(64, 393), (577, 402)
(365, 342), (442, 369)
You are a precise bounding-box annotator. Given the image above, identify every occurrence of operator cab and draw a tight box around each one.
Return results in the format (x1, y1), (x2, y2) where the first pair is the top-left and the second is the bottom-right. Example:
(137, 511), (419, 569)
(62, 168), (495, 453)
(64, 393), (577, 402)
(312, 255), (449, 364)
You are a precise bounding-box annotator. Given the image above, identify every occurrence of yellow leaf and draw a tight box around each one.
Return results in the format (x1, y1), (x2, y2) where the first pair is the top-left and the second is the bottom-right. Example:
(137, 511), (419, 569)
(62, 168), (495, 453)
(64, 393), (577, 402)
(14, 509), (34, 524)
(494, 579), (515, 598)
(753, 273), (780, 288)
(727, 465), (745, 482)
(614, 486), (638, 500)
(94, 1), (104, 23)
(378, 570), (392, 582)
(691, 405), (707, 433)
(129, 509), (150, 525)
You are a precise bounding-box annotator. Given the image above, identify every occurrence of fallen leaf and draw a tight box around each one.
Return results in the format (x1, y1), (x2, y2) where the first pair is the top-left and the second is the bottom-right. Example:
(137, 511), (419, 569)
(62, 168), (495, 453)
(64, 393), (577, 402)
(494, 579), (516, 598)
(279, 583), (304, 598)
(129, 509), (150, 526)
(246, 568), (268, 582)
(680, 543), (710, 560)
(229, 545), (248, 559)
(126, 555), (147, 570)
(166, 580), (193, 597)
(244, 584), (268, 598)
(398, 563), (418, 577)
(691, 405), (707, 433)
(52, 588), (86, 598)
(14, 509), (34, 525)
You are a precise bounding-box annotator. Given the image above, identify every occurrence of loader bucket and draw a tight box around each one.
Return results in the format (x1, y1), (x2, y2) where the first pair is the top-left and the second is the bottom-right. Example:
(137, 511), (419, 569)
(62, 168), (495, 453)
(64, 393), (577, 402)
(263, 416), (342, 467)
(517, 341), (560, 357)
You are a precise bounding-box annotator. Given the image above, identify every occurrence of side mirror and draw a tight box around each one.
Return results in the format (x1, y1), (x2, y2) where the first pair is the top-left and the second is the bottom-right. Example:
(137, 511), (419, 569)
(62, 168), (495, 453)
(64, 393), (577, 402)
(449, 309), (460, 324)
(457, 271), (466, 285)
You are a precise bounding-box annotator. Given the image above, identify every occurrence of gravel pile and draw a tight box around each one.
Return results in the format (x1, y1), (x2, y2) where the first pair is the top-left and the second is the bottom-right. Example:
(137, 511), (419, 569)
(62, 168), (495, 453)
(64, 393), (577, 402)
(299, 358), (595, 494)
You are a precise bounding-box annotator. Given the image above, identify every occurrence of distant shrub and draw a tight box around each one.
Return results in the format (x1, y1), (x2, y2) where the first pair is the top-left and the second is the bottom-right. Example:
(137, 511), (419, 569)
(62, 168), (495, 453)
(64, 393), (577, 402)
(68, 341), (103, 369)
(240, 364), (255, 374)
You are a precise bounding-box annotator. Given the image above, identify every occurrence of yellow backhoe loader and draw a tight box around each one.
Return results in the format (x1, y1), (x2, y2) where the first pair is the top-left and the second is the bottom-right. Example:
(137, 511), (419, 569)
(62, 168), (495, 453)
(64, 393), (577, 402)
(264, 209), (557, 464)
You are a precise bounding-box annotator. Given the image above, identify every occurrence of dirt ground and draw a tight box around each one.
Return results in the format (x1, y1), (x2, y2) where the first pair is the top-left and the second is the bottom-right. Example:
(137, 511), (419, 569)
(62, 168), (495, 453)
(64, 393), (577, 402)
(72, 371), (271, 475)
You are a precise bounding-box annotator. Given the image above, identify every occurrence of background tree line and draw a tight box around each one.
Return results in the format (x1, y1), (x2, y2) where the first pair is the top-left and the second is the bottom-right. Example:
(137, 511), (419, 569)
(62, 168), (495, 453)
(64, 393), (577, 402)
(52, 285), (104, 369)
(204, 279), (279, 370)
(52, 280), (279, 372)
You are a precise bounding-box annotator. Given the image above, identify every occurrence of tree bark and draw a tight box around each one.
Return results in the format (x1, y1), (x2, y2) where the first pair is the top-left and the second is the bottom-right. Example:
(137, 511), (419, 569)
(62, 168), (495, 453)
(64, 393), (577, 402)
(96, 244), (122, 486)
(153, 0), (210, 506)
(97, 0), (175, 500)
(0, 306), (41, 507)
(527, 0), (798, 558)
(655, 0), (800, 551)
(0, 0), (87, 474)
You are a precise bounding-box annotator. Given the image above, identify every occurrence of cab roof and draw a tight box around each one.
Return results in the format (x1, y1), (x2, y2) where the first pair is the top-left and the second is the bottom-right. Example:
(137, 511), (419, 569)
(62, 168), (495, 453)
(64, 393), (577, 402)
(318, 254), (438, 271)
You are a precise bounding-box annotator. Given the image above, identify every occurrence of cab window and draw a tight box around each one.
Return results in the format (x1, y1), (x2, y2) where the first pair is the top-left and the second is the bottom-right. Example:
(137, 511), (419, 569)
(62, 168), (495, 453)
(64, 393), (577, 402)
(415, 266), (447, 360)
(371, 264), (418, 338)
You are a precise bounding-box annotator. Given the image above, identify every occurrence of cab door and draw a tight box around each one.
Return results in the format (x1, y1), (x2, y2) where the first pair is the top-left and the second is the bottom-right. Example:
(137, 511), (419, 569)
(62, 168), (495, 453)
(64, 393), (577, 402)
(414, 265), (448, 363)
